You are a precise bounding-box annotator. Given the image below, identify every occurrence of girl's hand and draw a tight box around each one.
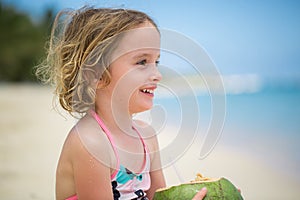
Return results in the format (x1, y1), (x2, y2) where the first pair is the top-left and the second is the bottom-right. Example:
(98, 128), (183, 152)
(192, 187), (207, 200)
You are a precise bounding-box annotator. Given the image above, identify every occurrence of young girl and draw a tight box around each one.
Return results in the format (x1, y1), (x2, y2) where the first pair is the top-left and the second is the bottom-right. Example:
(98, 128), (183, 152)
(37, 7), (207, 200)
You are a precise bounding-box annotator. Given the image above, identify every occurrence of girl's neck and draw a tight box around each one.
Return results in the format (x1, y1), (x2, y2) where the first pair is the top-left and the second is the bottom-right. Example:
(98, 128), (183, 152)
(95, 102), (134, 136)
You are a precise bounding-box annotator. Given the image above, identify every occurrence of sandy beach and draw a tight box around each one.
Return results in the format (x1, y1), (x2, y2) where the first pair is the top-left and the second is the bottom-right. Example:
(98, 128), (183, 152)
(0, 84), (299, 199)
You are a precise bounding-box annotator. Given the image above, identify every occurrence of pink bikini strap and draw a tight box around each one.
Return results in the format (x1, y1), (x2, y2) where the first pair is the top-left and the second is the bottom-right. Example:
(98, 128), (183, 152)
(90, 109), (149, 177)
(90, 110), (120, 179)
(133, 126), (149, 154)
(132, 126), (150, 173)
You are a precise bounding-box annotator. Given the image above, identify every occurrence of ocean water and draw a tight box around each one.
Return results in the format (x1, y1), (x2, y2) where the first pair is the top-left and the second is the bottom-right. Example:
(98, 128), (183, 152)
(144, 87), (300, 181)
(224, 89), (300, 177)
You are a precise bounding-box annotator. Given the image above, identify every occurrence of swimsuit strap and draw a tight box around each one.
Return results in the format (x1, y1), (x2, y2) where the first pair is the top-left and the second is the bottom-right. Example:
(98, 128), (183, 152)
(132, 126), (149, 174)
(90, 110), (120, 179)
(133, 126), (149, 154)
(90, 110), (149, 179)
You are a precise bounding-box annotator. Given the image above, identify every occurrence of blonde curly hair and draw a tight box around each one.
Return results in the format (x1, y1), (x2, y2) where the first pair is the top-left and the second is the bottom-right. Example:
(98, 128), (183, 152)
(36, 7), (158, 116)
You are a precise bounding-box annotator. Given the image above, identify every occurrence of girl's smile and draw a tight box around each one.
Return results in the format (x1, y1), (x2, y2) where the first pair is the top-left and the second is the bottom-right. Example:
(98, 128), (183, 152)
(139, 84), (157, 98)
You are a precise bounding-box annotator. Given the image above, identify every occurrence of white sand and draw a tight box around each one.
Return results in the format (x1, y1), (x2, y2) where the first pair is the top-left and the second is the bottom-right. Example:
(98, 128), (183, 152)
(0, 84), (74, 200)
(0, 84), (299, 199)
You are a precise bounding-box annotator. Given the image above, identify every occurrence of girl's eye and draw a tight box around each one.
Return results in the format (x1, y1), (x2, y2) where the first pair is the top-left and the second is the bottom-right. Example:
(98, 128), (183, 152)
(155, 60), (160, 66)
(136, 59), (160, 67)
(136, 59), (147, 66)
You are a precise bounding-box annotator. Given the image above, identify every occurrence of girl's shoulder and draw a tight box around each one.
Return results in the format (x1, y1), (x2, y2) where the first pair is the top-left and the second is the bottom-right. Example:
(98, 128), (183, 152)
(64, 115), (114, 164)
(68, 114), (108, 144)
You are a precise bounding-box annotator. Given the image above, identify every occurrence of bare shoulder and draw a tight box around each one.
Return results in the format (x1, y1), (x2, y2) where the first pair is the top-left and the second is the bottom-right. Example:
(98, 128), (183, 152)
(66, 114), (113, 164)
(56, 114), (115, 198)
(56, 114), (116, 199)
(57, 113), (114, 176)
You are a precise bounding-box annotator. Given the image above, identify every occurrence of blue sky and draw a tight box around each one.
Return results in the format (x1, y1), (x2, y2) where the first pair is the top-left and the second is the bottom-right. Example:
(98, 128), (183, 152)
(2, 0), (300, 83)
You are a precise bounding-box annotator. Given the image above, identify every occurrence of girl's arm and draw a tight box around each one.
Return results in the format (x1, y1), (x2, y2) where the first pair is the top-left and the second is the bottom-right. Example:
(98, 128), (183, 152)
(69, 127), (114, 199)
(147, 168), (166, 199)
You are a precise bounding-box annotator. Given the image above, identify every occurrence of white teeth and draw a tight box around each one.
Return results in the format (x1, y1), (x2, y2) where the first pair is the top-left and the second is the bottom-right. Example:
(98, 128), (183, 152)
(142, 89), (154, 94)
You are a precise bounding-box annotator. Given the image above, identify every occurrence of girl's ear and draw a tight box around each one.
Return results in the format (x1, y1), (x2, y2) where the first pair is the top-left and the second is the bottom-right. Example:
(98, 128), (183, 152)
(96, 78), (106, 89)
(96, 78), (102, 89)
(95, 68), (111, 89)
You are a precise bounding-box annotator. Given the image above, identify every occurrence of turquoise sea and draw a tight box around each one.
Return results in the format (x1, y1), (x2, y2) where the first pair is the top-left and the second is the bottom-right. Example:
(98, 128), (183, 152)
(221, 89), (300, 173)
(150, 86), (300, 182)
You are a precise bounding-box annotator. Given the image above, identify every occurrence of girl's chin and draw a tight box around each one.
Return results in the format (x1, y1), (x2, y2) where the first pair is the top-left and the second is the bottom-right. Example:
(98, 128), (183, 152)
(130, 103), (153, 114)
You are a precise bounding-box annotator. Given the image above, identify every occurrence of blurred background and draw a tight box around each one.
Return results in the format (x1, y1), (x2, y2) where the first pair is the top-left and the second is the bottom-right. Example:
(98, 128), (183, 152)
(0, 0), (299, 199)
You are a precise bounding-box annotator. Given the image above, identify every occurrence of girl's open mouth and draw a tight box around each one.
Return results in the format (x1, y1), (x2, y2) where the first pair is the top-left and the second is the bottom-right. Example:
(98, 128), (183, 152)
(140, 89), (154, 94)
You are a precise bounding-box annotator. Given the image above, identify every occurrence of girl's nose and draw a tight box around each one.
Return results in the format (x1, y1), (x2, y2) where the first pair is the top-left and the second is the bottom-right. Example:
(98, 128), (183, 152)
(150, 65), (162, 82)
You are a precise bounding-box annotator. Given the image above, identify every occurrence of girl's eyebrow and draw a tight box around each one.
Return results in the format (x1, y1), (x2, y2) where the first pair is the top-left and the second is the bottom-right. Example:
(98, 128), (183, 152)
(132, 53), (160, 60)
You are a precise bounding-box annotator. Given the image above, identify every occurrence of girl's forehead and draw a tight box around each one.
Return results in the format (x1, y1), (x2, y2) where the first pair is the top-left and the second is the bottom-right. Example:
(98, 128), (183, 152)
(112, 25), (160, 60)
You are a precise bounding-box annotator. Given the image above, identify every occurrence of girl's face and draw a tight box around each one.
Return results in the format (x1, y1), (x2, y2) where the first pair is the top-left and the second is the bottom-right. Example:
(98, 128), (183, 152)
(101, 22), (162, 114)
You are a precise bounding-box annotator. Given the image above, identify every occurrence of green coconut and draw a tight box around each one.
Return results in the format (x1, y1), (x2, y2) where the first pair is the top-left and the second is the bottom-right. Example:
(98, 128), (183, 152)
(153, 174), (243, 200)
